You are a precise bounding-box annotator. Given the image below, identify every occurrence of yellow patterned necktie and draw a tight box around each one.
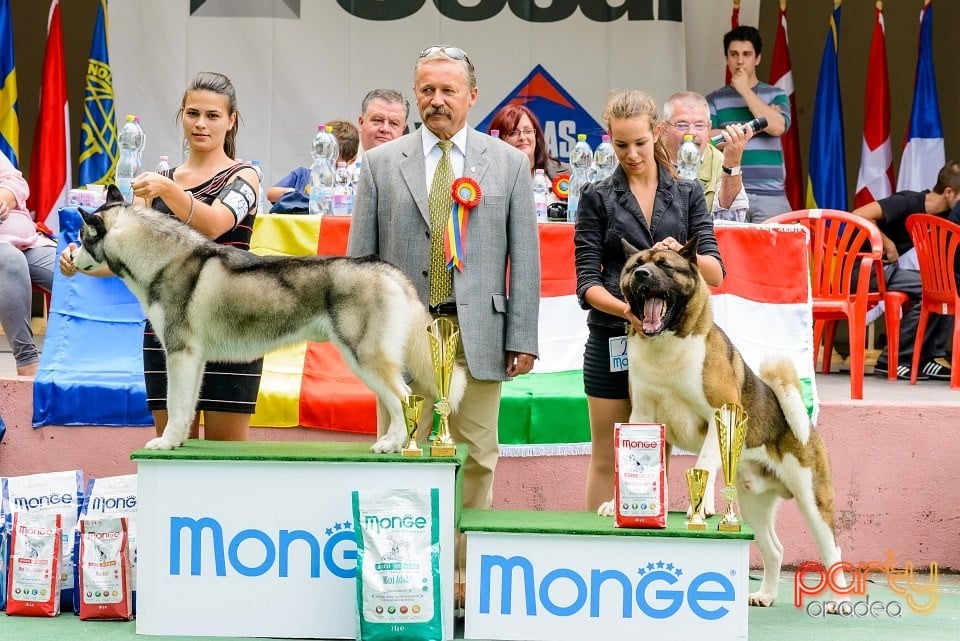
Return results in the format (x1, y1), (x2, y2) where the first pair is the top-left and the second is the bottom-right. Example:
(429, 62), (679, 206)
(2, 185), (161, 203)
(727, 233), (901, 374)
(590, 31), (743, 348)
(428, 140), (454, 307)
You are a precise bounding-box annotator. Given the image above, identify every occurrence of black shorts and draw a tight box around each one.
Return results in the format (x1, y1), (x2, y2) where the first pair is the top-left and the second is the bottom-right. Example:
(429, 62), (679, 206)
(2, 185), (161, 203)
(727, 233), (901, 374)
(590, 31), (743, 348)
(143, 322), (263, 414)
(583, 323), (629, 400)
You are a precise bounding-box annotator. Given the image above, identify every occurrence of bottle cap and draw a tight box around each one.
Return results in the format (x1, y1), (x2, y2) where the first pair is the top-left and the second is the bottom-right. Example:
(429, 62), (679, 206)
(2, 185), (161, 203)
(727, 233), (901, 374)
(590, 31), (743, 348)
(577, 133), (586, 141)
(602, 134), (610, 142)
(490, 129), (500, 137)
(159, 155), (168, 161)
(125, 114), (135, 122)
(683, 134), (694, 142)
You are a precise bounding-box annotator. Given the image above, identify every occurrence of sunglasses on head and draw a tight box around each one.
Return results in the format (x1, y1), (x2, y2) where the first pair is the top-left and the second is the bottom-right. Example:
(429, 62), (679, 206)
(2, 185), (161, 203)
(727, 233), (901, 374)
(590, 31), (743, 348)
(419, 45), (470, 63)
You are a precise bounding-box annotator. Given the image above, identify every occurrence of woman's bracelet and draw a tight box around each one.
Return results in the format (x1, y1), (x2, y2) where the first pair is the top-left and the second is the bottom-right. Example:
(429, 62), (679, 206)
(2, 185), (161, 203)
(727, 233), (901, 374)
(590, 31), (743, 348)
(184, 194), (196, 226)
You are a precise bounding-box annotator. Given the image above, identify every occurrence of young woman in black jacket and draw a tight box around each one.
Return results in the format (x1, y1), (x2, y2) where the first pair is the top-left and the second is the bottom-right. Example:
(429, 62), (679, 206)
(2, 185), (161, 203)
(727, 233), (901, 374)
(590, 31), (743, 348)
(574, 89), (725, 511)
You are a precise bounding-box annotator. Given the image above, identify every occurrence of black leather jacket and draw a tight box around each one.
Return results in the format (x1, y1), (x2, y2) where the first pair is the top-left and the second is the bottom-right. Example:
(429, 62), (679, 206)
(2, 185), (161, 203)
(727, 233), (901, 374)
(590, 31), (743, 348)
(574, 164), (723, 328)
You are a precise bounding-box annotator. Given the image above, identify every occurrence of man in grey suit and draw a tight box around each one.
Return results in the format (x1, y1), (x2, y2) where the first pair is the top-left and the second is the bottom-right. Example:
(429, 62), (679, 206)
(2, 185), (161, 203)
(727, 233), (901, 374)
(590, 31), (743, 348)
(348, 45), (540, 513)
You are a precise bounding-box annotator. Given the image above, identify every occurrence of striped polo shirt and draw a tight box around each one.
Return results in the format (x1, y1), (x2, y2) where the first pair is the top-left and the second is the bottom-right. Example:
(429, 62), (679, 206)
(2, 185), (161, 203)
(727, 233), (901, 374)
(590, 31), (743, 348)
(706, 82), (791, 196)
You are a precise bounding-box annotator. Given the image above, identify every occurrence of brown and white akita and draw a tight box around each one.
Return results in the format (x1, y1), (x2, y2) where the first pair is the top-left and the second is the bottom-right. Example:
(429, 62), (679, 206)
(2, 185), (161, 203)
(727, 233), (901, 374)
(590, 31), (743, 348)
(598, 236), (847, 607)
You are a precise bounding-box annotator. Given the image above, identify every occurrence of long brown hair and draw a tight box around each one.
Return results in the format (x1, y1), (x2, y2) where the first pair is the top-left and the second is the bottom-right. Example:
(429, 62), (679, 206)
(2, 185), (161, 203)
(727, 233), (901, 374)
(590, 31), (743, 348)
(601, 90), (675, 178)
(177, 71), (240, 159)
(489, 103), (554, 172)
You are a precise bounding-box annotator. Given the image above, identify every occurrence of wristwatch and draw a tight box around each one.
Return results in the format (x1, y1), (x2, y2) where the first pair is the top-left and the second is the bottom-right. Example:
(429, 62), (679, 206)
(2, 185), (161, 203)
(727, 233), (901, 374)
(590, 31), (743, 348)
(722, 165), (742, 176)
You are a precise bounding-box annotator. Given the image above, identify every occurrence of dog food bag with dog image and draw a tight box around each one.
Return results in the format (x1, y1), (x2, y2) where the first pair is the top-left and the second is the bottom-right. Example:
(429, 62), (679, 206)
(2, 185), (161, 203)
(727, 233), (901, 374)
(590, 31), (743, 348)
(2, 470), (84, 610)
(78, 517), (133, 621)
(352, 488), (442, 641)
(5, 511), (63, 616)
(72, 474), (138, 615)
(614, 423), (667, 529)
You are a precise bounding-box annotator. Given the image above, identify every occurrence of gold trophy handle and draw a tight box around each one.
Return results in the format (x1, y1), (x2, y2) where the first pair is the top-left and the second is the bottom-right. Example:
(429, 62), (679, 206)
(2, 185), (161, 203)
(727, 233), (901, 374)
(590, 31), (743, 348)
(715, 403), (748, 532)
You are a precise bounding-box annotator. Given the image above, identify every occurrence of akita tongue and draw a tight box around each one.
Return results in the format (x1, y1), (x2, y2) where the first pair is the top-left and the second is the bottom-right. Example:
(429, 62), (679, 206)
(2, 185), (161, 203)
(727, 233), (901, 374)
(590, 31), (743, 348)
(642, 298), (665, 333)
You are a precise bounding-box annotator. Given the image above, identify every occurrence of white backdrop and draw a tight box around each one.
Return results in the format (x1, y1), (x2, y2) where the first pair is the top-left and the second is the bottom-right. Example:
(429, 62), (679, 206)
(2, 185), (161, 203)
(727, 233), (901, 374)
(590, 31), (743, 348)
(107, 0), (759, 186)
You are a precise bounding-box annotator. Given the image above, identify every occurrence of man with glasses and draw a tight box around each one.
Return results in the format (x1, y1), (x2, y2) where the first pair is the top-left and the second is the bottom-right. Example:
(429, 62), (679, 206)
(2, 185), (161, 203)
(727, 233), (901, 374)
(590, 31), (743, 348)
(356, 88), (409, 155)
(706, 25), (791, 223)
(348, 46), (540, 516)
(663, 91), (752, 222)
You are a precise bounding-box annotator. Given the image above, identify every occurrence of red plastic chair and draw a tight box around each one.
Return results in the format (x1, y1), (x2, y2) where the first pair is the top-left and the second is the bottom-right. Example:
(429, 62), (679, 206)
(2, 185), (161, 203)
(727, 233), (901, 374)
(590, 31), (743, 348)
(767, 209), (908, 399)
(32, 284), (51, 318)
(905, 214), (960, 389)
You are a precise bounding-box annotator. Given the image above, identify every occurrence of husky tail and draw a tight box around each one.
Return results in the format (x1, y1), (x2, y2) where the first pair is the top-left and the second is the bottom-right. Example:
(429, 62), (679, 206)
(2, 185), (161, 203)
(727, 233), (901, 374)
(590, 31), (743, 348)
(759, 356), (810, 445)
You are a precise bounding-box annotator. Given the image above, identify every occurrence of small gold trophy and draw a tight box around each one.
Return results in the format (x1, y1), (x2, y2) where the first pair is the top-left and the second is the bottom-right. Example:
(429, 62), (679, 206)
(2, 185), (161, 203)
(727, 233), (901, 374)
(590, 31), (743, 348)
(684, 468), (710, 531)
(427, 317), (458, 457)
(716, 402), (748, 532)
(401, 394), (425, 457)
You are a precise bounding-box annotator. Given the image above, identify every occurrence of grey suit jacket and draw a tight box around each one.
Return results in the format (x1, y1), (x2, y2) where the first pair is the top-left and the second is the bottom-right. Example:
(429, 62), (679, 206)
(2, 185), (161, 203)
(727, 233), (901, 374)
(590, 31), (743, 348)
(347, 126), (540, 381)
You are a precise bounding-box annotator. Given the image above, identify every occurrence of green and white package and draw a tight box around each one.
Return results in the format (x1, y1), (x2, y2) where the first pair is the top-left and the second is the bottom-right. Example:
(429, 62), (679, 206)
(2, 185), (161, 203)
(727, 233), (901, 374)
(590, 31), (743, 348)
(352, 488), (442, 641)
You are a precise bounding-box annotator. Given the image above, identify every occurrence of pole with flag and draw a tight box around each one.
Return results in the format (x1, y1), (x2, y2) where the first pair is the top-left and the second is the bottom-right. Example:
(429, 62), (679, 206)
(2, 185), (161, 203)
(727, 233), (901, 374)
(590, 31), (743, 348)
(724, 0), (740, 86)
(768, 0), (803, 211)
(79, 0), (117, 186)
(0, 0), (19, 167)
(854, 1), (893, 208)
(806, 0), (846, 211)
(897, 0), (943, 192)
(28, 0), (70, 233)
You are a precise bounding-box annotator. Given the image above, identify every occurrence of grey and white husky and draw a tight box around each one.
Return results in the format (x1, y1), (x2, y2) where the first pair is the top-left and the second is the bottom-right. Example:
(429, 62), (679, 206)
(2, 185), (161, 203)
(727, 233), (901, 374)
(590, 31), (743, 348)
(72, 185), (465, 452)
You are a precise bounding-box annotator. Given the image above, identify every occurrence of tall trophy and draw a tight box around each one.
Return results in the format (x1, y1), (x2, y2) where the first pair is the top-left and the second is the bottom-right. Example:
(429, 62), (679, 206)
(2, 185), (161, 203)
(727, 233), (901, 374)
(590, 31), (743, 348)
(715, 402), (748, 532)
(401, 394), (425, 458)
(684, 468), (710, 531)
(427, 317), (458, 457)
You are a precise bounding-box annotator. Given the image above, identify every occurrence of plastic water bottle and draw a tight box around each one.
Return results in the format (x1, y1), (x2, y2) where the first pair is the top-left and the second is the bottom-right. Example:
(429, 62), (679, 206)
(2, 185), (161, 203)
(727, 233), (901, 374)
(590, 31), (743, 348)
(677, 133), (700, 181)
(116, 115), (142, 204)
(593, 135), (617, 182)
(332, 161), (351, 216)
(349, 160), (362, 188)
(490, 129), (499, 138)
(155, 155), (170, 173)
(533, 168), (550, 221)
(251, 159), (266, 214)
(567, 133), (593, 222)
(309, 125), (338, 216)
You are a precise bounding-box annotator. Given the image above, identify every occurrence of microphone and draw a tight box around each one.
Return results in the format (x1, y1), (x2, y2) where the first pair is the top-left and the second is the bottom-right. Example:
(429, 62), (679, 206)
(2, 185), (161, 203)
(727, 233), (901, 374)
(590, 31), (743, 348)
(709, 117), (768, 146)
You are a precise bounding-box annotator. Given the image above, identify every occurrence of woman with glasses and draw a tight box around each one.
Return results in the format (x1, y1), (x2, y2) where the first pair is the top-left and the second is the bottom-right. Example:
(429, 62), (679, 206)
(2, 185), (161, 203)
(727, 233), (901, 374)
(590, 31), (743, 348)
(489, 104), (566, 187)
(574, 90), (724, 512)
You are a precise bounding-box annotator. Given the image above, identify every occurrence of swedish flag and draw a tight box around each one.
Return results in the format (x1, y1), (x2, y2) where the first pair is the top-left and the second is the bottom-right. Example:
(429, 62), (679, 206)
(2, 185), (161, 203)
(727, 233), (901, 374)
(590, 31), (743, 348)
(78, 0), (117, 185)
(0, 0), (19, 167)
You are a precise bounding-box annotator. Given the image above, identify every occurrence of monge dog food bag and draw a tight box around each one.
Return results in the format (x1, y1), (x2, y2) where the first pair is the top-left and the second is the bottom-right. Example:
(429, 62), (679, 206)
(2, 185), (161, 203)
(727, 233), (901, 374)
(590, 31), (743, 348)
(78, 517), (133, 621)
(73, 475), (138, 615)
(2, 470), (84, 610)
(0, 494), (8, 610)
(614, 423), (667, 529)
(6, 511), (62, 616)
(352, 488), (442, 641)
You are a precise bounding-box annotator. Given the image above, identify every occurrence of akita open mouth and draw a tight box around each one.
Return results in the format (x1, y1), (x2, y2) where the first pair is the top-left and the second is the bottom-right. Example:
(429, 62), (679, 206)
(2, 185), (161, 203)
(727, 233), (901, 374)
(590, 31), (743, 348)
(633, 288), (674, 336)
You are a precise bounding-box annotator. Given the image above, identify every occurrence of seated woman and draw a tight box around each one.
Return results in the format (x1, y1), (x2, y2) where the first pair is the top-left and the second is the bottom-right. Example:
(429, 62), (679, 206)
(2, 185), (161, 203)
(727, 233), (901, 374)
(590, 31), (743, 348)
(0, 152), (55, 377)
(489, 104), (567, 183)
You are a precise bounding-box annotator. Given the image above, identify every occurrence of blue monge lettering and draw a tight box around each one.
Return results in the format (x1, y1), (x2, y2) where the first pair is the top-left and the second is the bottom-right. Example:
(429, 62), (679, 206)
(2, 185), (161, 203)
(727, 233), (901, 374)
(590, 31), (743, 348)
(13, 492), (73, 510)
(169, 516), (356, 579)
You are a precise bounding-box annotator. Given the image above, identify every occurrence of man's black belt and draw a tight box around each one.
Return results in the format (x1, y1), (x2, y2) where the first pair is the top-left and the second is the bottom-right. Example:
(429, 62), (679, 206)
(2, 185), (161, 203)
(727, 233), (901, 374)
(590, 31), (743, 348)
(430, 302), (458, 316)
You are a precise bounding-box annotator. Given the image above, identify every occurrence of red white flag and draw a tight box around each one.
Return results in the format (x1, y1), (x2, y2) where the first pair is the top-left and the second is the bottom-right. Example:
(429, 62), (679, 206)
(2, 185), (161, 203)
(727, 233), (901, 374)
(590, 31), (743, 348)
(28, 0), (70, 232)
(768, 0), (803, 211)
(725, 0), (741, 86)
(854, 3), (893, 208)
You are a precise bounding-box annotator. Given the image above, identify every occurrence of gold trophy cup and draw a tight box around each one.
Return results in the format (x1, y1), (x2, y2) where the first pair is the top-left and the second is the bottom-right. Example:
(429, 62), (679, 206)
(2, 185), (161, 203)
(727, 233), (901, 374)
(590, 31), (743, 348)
(716, 402), (748, 532)
(401, 394), (425, 457)
(684, 468), (710, 531)
(427, 317), (459, 457)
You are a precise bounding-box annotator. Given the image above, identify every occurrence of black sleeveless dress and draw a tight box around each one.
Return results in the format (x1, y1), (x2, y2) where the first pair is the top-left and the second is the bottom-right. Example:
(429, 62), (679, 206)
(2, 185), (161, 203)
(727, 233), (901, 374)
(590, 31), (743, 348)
(143, 163), (263, 414)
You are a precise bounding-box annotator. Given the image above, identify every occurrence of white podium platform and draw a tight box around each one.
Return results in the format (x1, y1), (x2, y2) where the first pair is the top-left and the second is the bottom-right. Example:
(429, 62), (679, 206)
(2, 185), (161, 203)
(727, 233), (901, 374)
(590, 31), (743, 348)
(462, 509), (753, 641)
(132, 441), (463, 639)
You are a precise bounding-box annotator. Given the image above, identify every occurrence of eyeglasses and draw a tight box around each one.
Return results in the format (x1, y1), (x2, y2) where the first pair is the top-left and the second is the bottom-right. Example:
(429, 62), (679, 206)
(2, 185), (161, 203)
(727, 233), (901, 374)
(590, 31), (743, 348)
(504, 128), (536, 140)
(668, 121), (709, 133)
(419, 45), (470, 63)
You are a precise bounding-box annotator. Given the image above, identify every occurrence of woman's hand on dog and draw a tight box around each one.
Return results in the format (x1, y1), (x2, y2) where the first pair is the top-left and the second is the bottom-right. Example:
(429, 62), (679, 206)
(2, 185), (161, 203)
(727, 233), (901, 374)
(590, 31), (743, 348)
(59, 243), (79, 277)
